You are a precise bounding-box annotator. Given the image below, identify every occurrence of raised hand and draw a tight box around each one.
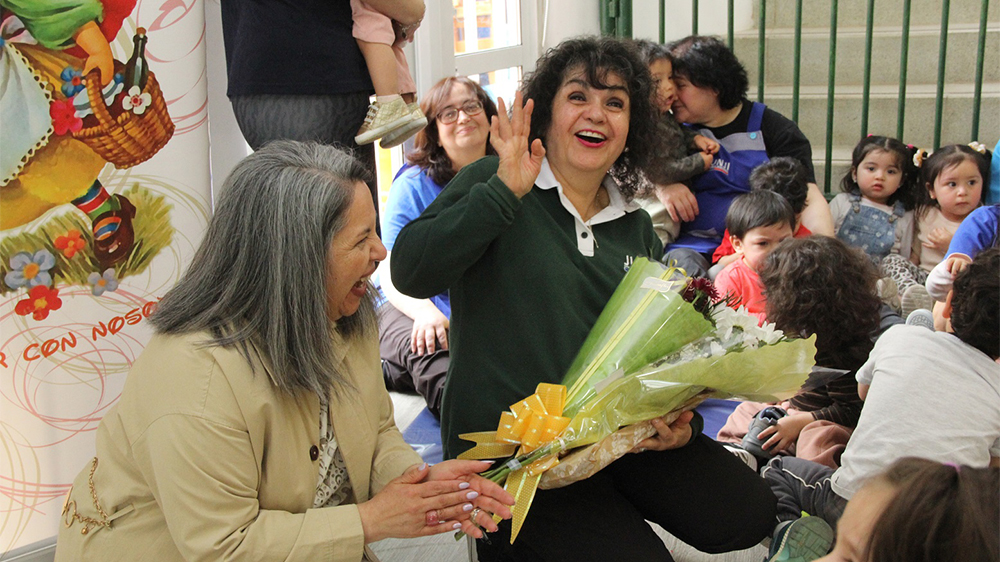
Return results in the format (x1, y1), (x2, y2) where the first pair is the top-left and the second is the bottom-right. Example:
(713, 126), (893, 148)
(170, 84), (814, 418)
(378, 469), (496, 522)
(491, 91), (546, 198)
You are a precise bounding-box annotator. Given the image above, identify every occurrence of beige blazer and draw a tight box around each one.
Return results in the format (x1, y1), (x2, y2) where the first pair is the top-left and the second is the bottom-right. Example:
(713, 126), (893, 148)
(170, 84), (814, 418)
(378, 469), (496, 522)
(55, 330), (421, 562)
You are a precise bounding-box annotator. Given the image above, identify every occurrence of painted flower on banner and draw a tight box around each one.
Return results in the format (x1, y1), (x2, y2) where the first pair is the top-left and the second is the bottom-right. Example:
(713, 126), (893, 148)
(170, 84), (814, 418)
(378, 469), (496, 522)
(15, 285), (63, 321)
(54, 230), (87, 258)
(60, 66), (85, 97)
(50, 99), (83, 135)
(122, 86), (152, 115)
(5, 250), (56, 289)
(88, 268), (119, 297)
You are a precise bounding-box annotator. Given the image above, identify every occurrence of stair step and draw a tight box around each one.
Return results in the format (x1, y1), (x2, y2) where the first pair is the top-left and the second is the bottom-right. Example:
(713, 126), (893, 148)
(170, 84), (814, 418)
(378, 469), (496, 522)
(760, 0), (999, 30)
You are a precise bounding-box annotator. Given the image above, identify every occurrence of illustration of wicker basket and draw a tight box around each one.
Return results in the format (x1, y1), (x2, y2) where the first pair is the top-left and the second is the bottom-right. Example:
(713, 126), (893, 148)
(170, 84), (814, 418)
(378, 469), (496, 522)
(71, 63), (174, 169)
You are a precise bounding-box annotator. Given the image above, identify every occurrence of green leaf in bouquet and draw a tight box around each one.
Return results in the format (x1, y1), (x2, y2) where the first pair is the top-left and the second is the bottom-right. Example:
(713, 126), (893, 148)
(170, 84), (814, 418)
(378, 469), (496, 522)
(561, 258), (714, 418)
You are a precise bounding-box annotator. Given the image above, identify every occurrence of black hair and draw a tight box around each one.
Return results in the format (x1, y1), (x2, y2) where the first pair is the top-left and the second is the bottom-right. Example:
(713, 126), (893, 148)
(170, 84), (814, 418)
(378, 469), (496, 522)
(950, 247), (999, 359)
(749, 157), (810, 215)
(840, 135), (919, 210)
(726, 190), (796, 239)
(631, 38), (672, 66)
(520, 36), (658, 199)
(915, 144), (990, 218)
(667, 35), (748, 110)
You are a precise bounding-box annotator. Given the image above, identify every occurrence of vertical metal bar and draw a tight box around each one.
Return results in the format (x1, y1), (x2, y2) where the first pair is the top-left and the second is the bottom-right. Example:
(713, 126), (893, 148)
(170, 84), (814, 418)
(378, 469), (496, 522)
(692, 0), (699, 35)
(860, 0), (875, 137)
(727, 0), (735, 49)
(971, 0), (989, 140)
(659, 0), (666, 44)
(618, 0), (633, 39)
(933, 0), (950, 148)
(824, 0), (839, 193)
(792, 0), (803, 122)
(758, 0), (766, 102)
(896, 0), (911, 139)
(599, 0), (614, 36)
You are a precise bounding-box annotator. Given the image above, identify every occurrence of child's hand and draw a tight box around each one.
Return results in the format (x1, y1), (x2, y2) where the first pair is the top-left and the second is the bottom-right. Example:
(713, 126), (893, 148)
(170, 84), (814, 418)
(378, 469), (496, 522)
(693, 134), (719, 155)
(922, 227), (953, 252)
(700, 152), (714, 171)
(758, 412), (814, 453)
(946, 254), (972, 277)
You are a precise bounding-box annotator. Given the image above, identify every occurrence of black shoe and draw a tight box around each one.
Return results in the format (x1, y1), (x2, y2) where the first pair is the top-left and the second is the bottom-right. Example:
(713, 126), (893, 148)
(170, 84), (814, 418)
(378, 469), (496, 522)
(742, 406), (786, 458)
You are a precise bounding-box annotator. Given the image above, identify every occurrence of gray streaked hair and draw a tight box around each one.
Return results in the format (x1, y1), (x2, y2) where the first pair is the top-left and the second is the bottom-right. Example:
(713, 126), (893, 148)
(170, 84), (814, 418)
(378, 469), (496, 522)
(150, 140), (377, 397)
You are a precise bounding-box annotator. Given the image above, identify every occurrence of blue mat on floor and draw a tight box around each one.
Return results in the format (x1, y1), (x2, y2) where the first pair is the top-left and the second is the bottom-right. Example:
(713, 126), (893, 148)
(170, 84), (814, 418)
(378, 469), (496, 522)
(400, 398), (739, 464)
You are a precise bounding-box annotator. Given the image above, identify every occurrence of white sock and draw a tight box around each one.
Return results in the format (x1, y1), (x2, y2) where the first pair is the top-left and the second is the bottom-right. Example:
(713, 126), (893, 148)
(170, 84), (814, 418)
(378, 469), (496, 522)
(376, 94), (401, 104)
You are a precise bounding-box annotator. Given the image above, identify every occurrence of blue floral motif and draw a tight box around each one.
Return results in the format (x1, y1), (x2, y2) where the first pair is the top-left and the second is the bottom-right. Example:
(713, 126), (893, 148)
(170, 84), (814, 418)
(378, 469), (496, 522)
(88, 269), (119, 297)
(60, 67), (85, 98)
(5, 250), (56, 289)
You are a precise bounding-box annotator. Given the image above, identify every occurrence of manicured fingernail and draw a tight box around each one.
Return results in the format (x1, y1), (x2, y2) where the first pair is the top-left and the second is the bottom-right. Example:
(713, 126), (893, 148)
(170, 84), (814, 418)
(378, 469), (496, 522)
(459, 482), (471, 490)
(453, 522), (462, 530)
(466, 491), (479, 500)
(463, 503), (474, 511)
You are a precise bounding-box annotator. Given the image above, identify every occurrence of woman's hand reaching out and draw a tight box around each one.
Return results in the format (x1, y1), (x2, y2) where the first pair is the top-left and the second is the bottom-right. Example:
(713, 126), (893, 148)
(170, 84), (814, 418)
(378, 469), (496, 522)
(491, 91), (545, 198)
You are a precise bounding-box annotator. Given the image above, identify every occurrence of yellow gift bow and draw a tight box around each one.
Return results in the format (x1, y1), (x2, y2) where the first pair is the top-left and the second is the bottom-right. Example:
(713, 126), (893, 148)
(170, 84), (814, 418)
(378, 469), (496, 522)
(458, 383), (571, 543)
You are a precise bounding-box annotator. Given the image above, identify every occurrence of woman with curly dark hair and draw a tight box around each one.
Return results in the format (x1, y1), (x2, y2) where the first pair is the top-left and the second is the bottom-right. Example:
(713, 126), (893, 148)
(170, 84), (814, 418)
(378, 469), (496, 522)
(718, 236), (881, 469)
(378, 76), (497, 417)
(392, 35), (777, 561)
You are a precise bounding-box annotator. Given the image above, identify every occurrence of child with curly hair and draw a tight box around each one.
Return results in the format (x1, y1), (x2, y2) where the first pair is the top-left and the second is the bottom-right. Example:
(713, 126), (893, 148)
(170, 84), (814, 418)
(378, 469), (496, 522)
(717, 236), (882, 469)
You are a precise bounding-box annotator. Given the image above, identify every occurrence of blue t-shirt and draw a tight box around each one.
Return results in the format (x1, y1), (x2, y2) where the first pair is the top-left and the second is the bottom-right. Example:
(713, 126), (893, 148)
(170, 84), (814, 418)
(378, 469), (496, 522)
(946, 204), (999, 259)
(378, 164), (451, 317)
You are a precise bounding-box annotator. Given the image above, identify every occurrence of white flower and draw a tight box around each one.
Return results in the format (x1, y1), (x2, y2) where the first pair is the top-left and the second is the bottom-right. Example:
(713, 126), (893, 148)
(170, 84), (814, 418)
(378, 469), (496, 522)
(122, 86), (152, 115)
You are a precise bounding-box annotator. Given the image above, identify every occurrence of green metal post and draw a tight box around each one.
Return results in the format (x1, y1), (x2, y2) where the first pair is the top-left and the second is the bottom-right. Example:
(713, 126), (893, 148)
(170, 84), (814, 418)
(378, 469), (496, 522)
(599, 0), (614, 36)
(758, 0), (766, 102)
(727, 0), (734, 49)
(972, 0), (988, 140)
(692, 0), (699, 35)
(792, 0), (803, 122)
(896, 0), (911, 140)
(934, 0), (950, 149)
(860, 0), (875, 137)
(659, 0), (666, 44)
(824, 0), (839, 193)
(617, 0), (632, 38)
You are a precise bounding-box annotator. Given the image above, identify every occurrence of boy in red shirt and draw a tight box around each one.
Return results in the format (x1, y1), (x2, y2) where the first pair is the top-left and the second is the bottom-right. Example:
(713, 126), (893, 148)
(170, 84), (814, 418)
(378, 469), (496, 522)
(714, 191), (795, 323)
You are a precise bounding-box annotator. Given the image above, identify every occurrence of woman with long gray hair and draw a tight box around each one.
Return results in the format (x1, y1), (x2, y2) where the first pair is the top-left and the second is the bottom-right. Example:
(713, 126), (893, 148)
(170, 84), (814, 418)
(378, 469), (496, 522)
(55, 141), (513, 562)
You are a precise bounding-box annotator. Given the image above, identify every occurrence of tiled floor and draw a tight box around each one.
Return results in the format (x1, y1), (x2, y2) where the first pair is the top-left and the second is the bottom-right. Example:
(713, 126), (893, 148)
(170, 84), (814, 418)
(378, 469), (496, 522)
(379, 391), (769, 562)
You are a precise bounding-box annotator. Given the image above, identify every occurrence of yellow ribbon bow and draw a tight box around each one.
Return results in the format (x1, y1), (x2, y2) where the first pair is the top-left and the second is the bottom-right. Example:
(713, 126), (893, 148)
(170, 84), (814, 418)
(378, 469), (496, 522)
(458, 383), (571, 542)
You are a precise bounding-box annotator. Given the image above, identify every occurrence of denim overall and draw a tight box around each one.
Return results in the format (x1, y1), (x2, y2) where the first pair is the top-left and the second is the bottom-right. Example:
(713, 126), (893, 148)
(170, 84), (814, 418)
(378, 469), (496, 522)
(835, 193), (906, 262)
(669, 102), (771, 255)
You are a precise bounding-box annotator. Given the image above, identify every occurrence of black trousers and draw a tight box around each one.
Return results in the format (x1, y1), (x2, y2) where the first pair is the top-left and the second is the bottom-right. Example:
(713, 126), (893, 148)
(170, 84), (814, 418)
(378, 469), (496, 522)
(476, 434), (778, 562)
(378, 302), (449, 417)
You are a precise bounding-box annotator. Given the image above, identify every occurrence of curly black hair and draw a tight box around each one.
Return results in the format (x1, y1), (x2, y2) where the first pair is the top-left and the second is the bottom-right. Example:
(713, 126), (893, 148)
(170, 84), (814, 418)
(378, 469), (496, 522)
(760, 236), (882, 357)
(631, 38), (672, 66)
(914, 143), (990, 219)
(950, 247), (999, 359)
(749, 157), (810, 215)
(520, 35), (658, 199)
(406, 76), (499, 186)
(840, 135), (919, 210)
(667, 35), (748, 110)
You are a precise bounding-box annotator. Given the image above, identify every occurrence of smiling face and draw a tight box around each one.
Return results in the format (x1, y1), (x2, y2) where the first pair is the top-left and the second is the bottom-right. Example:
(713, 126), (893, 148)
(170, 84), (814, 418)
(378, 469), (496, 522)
(852, 149), (904, 205)
(544, 67), (630, 179)
(732, 222), (794, 272)
(436, 83), (491, 162)
(326, 181), (387, 322)
(929, 158), (983, 222)
(669, 74), (722, 125)
(815, 481), (897, 562)
(648, 58), (676, 114)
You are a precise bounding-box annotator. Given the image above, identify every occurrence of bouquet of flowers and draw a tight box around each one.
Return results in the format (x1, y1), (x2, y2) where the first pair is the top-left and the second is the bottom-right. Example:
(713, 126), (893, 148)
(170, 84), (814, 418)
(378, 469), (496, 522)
(457, 258), (816, 542)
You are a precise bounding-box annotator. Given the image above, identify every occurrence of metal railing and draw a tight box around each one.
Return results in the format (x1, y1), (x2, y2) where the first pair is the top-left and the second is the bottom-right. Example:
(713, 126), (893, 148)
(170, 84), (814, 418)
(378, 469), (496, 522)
(598, 0), (996, 192)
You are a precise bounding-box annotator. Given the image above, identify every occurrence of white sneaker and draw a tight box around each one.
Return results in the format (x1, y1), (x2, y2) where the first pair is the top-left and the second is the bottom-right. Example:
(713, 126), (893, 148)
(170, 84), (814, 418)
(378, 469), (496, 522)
(905, 308), (935, 331)
(355, 98), (414, 145)
(379, 103), (427, 149)
(901, 284), (934, 318)
(876, 278), (901, 313)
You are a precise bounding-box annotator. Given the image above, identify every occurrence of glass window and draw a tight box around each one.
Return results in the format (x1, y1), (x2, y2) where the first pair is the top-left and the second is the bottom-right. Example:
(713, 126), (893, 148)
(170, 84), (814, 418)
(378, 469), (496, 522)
(453, 0), (521, 55)
(469, 65), (522, 107)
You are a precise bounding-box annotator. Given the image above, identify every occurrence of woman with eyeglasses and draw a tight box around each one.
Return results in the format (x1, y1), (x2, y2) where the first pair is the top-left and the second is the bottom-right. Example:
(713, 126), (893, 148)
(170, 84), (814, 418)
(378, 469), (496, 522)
(378, 77), (498, 418)
(392, 37), (777, 561)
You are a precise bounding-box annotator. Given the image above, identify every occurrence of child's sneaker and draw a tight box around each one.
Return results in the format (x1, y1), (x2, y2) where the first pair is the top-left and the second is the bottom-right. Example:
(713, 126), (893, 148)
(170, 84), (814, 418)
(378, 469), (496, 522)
(380, 103), (428, 148)
(742, 406), (786, 459)
(905, 308), (935, 331)
(765, 516), (834, 562)
(901, 284), (934, 319)
(722, 443), (759, 472)
(355, 98), (415, 145)
(876, 277), (901, 313)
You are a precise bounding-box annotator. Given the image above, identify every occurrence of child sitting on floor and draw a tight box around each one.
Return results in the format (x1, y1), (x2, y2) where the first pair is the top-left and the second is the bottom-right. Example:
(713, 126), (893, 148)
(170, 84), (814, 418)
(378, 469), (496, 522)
(710, 156), (813, 278)
(767, 457), (999, 562)
(713, 191), (795, 323)
(718, 237), (881, 469)
(760, 248), (1000, 535)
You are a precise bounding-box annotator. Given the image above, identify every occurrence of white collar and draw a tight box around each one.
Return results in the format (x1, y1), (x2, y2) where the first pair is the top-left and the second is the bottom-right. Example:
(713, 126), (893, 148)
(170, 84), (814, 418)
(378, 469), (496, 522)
(534, 158), (639, 225)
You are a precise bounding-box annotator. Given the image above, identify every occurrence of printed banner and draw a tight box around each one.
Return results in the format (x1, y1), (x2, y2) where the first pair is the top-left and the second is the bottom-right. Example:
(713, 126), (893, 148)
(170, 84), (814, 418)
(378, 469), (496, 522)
(0, 0), (210, 552)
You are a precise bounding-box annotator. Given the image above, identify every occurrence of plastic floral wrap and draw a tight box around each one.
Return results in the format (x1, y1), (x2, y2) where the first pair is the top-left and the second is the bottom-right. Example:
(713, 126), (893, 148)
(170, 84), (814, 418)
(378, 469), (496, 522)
(457, 258), (816, 542)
